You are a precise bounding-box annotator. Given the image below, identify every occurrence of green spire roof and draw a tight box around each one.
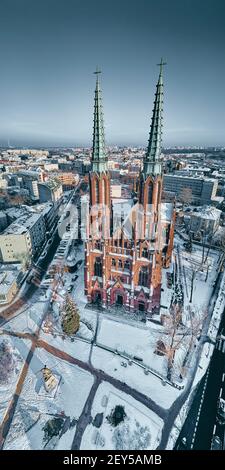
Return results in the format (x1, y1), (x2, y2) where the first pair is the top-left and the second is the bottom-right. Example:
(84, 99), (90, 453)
(143, 59), (165, 177)
(91, 68), (108, 173)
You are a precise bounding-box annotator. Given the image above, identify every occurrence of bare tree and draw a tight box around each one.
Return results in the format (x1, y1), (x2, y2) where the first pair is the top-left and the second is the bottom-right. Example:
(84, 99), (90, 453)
(13, 251), (31, 270)
(158, 305), (207, 381)
(159, 305), (188, 380)
(182, 306), (207, 369)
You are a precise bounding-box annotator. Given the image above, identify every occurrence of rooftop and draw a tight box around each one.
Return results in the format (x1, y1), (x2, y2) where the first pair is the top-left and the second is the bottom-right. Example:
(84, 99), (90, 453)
(0, 271), (17, 295)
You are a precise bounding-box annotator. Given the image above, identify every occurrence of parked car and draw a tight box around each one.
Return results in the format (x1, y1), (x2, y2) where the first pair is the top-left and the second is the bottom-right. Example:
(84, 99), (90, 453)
(40, 250), (47, 259)
(211, 435), (222, 450)
(217, 398), (225, 425)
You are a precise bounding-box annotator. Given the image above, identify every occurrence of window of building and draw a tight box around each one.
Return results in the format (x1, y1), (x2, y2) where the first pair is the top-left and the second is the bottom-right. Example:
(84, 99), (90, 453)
(95, 241), (101, 250)
(142, 247), (148, 259)
(118, 259), (123, 269)
(95, 179), (99, 203)
(148, 183), (153, 204)
(94, 257), (102, 277)
(139, 266), (149, 287)
(112, 258), (116, 267)
(124, 260), (130, 270)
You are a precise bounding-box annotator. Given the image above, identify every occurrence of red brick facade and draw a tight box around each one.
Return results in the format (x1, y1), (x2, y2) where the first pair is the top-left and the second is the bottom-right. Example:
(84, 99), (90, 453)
(84, 170), (175, 317)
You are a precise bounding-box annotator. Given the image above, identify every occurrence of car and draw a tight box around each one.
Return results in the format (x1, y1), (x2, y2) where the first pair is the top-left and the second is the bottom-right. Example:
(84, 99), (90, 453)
(211, 435), (222, 450)
(67, 285), (73, 293)
(40, 250), (47, 259)
(217, 398), (225, 425)
(41, 279), (51, 286)
(72, 275), (78, 282)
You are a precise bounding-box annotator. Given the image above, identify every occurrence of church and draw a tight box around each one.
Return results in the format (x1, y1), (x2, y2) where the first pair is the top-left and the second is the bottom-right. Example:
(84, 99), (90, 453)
(84, 62), (175, 317)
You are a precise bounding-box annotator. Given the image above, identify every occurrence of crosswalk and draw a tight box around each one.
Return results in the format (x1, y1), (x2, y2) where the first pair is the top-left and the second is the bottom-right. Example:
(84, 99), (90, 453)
(216, 338), (225, 353)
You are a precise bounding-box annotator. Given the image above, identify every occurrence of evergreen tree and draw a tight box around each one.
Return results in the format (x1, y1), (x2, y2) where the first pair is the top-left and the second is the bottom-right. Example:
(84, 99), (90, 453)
(61, 295), (80, 336)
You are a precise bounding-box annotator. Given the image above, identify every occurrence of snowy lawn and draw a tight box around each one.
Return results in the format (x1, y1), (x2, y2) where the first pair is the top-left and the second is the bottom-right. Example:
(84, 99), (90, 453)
(4, 346), (94, 450)
(0, 336), (31, 426)
(39, 330), (91, 363)
(96, 316), (167, 375)
(81, 382), (163, 450)
(91, 346), (180, 409)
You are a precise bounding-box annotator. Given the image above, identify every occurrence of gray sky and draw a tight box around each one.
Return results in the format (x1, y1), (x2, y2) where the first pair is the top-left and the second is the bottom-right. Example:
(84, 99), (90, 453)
(0, 0), (224, 147)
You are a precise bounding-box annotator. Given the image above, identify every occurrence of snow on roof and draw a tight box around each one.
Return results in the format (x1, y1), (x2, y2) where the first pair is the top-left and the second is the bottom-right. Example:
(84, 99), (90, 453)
(2, 211), (42, 235)
(191, 205), (221, 220)
(0, 271), (17, 294)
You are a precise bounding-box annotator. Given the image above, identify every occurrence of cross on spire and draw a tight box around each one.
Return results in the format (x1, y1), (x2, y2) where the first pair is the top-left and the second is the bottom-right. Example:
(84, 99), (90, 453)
(94, 66), (101, 76)
(157, 58), (167, 75)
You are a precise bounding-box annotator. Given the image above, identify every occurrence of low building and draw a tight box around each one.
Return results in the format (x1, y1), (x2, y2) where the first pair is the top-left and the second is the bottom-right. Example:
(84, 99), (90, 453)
(17, 170), (43, 201)
(35, 202), (59, 235)
(111, 185), (122, 198)
(163, 174), (218, 205)
(38, 179), (63, 203)
(0, 271), (18, 305)
(189, 206), (221, 234)
(0, 212), (46, 262)
(54, 172), (79, 191)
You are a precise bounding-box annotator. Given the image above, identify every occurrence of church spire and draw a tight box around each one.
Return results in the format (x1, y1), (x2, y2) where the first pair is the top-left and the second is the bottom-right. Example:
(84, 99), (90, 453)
(143, 59), (166, 177)
(91, 67), (108, 173)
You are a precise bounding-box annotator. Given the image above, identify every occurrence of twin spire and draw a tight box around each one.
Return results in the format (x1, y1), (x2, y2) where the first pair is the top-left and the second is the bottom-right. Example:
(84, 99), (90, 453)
(91, 67), (108, 173)
(91, 60), (166, 176)
(143, 58), (165, 177)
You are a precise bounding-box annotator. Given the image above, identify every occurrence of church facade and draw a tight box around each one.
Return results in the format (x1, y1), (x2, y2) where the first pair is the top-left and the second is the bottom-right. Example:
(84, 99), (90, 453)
(84, 63), (175, 316)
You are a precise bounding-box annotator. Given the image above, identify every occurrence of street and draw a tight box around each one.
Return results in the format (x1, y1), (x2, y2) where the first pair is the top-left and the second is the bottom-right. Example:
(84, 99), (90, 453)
(0, 230), (60, 324)
(175, 309), (225, 450)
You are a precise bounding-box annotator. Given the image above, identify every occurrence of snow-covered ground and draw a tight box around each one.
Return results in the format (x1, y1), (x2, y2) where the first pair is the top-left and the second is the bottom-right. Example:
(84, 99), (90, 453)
(96, 316), (167, 375)
(0, 336), (31, 426)
(1, 234), (224, 451)
(81, 382), (163, 450)
(40, 330), (91, 363)
(91, 346), (180, 409)
(4, 346), (94, 450)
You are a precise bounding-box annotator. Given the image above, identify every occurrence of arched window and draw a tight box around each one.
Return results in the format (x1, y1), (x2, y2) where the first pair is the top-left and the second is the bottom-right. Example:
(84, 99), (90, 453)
(94, 257), (102, 277)
(105, 179), (108, 205)
(124, 260), (130, 271)
(95, 179), (99, 204)
(157, 181), (161, 207)
(142, 247), (148, 259)
(148, 183), (153, 205)
(102, 179), (105, 205)
(118, 259), (123, 269)
(139, 266), (149, 287)
(95, 241), (101, 250)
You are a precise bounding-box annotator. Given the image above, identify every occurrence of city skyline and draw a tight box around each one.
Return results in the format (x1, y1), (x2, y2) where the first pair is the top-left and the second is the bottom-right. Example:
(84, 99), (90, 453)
(0, 0), (225, 147)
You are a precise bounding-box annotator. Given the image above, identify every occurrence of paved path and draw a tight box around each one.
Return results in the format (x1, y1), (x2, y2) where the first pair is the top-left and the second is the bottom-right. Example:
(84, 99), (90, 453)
(71, 378), (101, 450)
